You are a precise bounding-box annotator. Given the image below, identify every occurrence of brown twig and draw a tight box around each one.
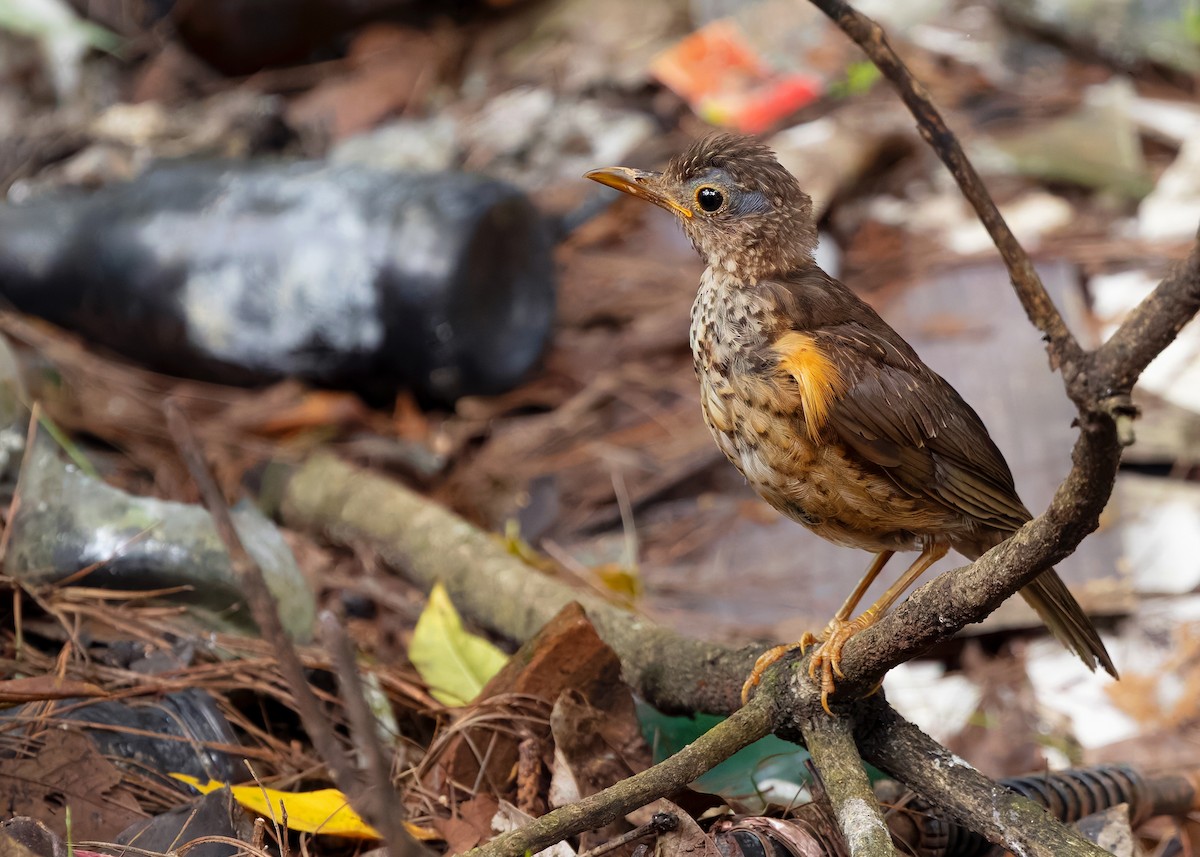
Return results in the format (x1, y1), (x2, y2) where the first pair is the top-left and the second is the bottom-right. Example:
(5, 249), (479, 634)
(164, 403), (426, 856)
(319, 611), (425, 857)
(574, 811), (678, 857)
(165, 403), (350, 774)
(804, 0), (1085, 377)
(464, 693), (776, 857)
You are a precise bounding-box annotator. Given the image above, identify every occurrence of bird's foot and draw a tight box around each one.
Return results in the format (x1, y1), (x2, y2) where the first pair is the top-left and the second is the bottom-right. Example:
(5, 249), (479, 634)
(739, 619), (875, 708)
(741, 639), (812, 705)
(808, 611), (878, 714)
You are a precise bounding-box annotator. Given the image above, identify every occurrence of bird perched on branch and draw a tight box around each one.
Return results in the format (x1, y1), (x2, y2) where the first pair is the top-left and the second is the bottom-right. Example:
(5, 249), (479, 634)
(586, 134), (1116, 712)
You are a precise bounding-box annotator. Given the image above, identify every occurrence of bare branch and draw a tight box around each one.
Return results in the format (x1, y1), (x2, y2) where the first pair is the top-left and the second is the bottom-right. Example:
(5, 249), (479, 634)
(854, 700), (1111, 856)
(320, 611), (424, 857)
(1092, 236), (1200, 395)
(165, 404), (428, 857)
(833, 409), (1121, 689)
(804, 0), (1084, 372)
(281, 453), (759, 716)
(465, 694), (777, 857)
(800, 714), (897, 856)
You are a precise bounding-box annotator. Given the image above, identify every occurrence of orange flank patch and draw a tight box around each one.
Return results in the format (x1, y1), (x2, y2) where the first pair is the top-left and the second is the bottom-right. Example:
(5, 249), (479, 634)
(772, 332), (845, 438)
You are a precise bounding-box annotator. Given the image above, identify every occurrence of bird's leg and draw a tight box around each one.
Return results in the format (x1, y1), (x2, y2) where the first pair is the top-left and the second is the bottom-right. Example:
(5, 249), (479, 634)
(804, 549), (896, 649)
(741, 550), (895, 705)
(810, 542), (949, 713)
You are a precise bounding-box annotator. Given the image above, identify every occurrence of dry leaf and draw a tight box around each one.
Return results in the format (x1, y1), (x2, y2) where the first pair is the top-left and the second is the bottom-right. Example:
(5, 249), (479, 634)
(0, 731), (145, 841)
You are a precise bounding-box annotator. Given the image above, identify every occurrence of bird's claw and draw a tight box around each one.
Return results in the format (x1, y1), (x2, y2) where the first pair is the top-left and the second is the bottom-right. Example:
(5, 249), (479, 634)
(741, 614), (874, 712)
(807, 614), (875, 714)
(740, 638), (812, 705)
(797, 630), (820, 653)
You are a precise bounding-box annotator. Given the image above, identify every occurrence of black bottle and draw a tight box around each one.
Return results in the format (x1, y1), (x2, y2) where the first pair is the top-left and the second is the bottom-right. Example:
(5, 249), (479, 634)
(0, 160), (556, 403)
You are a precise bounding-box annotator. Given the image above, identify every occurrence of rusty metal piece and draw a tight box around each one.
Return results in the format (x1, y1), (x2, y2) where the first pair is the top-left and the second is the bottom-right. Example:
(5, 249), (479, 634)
(883, 764), (1199, 857)
(712, 813), (849, 857)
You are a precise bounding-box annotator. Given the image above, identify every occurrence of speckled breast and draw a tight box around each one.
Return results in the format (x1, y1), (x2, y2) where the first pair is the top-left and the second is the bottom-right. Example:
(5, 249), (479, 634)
(689, 272), (957, 554)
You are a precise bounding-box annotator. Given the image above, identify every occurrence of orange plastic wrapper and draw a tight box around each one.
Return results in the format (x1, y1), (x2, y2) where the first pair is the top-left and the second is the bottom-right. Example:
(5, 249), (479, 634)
(651, 19), (821, 134)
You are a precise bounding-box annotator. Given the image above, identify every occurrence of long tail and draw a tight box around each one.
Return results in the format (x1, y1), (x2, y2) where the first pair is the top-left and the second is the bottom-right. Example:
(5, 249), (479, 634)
(1019, 568), (1118, 677)
(959, 539), (1117, 677)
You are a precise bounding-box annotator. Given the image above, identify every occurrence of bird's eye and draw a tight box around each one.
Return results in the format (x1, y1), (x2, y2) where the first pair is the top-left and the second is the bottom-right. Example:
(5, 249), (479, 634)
(696, 187), (724, 212)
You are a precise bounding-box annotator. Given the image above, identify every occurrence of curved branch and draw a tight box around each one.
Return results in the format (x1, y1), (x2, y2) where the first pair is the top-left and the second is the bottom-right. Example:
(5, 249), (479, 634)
(1092, 236), (1200, 395)
(805, 0), (1084, 374)
(465, 693), (777, 857)
(831, 408), (1121, 690)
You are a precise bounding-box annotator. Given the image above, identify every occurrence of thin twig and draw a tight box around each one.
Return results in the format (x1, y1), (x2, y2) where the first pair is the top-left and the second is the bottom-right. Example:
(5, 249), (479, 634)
(575, 812), (678, 857)
(804, 0), (1084, 375)
(165, 403), (349, 773)
(800, 714), (896, 856)
(319, 611), (425, 857)
(165, 403), (425, 856)
(465, 693), (776, 857)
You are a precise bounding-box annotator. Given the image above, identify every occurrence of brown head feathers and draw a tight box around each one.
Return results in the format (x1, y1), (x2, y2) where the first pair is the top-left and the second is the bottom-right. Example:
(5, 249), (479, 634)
(587, 133), (819, 282)
(664, 134), (818, 282)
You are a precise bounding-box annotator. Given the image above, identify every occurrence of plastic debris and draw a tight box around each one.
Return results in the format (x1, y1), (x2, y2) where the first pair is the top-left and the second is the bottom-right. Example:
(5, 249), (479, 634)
(1137, 136), (1200, 241)
(5, 690), (244, 785)
(1116, 475), (1200, 595)
(7, 430), (316, 640)
(0, 160), (556, 403)
(650, 18), (821, 133)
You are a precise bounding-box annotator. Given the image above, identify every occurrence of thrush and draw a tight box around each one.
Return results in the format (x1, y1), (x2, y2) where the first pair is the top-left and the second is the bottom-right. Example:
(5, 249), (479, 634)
(586, 134), (1117, 712)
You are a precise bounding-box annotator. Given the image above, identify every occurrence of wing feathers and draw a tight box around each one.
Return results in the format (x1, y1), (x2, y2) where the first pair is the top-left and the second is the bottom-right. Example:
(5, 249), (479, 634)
(782, 322), (1030, 532)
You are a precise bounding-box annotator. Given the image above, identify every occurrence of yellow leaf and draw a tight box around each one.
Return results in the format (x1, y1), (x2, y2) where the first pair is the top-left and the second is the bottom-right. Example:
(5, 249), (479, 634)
(501, 519), (555, 573)
(408, 583), (508, 706)
(170, 776), (441, 841)
(171, 775), (379, 838)
(402, 821), (443, 841)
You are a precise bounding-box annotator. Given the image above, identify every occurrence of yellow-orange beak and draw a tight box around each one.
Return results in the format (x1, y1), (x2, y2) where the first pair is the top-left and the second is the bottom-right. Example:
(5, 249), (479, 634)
(584, 167), (693, 219)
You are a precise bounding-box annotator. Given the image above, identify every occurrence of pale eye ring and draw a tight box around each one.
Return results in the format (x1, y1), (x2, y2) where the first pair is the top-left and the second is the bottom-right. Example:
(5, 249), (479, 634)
(696, 186), (724, 212)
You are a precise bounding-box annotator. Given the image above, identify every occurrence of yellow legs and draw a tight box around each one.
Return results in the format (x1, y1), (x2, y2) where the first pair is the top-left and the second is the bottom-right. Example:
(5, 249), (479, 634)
(741, 543), (949, 713)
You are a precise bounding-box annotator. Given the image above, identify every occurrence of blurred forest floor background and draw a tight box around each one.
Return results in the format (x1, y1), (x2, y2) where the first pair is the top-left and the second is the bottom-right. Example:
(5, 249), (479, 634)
(2, 0), (1200, 854)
